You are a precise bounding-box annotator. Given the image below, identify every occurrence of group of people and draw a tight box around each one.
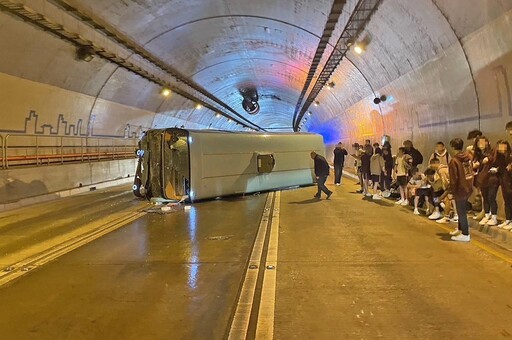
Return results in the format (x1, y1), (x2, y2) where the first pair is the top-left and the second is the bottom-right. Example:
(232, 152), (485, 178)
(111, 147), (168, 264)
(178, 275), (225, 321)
(310, 123), (512, 243)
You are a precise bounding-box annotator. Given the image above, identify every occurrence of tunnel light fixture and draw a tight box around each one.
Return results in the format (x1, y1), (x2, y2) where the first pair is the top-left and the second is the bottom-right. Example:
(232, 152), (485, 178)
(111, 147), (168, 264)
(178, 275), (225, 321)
(308, 111), (312, 116)
(313, 100), (320, 107)
(215, 113), (221, 118)
(75, 46), (94, 62)
(161, 88), (171, 97)
(326, 81), (335, 90)
(195, 103), (203, 110)
(354, 44), (364, 55)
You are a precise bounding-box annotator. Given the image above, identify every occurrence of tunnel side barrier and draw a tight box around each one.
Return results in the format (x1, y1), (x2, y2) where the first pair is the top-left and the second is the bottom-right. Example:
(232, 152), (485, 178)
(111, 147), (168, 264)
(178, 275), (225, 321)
(0, 134), (137, 169)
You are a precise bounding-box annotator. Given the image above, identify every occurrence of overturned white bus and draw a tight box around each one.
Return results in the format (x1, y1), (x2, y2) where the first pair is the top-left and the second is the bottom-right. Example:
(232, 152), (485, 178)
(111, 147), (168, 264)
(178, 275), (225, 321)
(133, 128), (325, 202)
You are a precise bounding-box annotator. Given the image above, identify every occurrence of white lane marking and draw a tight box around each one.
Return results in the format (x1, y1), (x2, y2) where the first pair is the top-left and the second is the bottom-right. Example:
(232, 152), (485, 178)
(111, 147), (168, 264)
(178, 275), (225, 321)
(255, 191), (280, 340)
(228, 192), (274, 340)
(0, 209), (146, 286)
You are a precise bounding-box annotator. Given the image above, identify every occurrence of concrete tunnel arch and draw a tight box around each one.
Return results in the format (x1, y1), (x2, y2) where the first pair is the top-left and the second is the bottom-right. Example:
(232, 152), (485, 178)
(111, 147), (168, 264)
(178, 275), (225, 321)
(0, 0), (512, 203)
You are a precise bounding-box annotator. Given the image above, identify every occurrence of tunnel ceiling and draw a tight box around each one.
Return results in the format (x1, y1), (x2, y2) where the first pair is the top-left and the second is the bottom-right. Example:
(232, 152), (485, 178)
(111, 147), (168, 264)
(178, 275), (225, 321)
(0, 0), (511, 142)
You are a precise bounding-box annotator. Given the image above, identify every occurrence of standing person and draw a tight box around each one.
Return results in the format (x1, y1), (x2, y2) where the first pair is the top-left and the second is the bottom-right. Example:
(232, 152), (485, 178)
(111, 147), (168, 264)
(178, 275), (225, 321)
(360, 145), (373, 197)
(404, 140), (424, 171)
(394, 147), (412, 206)
(472, 136), (497, 225)
(333, 142), (348, 186)
(370, 147), (386, 200)
(381, 145), (394, 197)
(448, 138), (474, 242)
(466, 129), (483, 155)
(351, 143), (364, 193)
(428, 142), (451, 166)
(310, 152), (333, 199)
(496, 141), (512, 229)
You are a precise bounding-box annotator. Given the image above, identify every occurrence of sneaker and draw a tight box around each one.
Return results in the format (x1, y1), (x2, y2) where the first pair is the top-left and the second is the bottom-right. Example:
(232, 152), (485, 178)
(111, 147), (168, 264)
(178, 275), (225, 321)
(479, 215), (490, 225)
(486, 216), (498, 226)
(382, 190), (391, 198)
(450, 215), (459, 223)
(335, 183), (340, 186)
(326, 192), (332, 200)
(400, 200), (408, 206)
(372, 194), (382, 200)
(413, 208), (420, 215)
(436, 216), (450, 224)
(473, 210), (486, 220)
(497, 220), (510, 228)
(503, 224), (512, 231)
(449, 228), (461, 236)
(395, 199), (403, 205)
(451, 234), (471, 242)
(428, 210), (442, 220)
(314, 194), (321, 199)
(366, 193), (372, 197)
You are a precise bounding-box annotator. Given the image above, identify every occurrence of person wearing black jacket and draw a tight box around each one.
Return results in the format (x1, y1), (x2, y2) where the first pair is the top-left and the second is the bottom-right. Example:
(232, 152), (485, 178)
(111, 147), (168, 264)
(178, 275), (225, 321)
(404, 140), (424, 172)
(311, 151), (333, 199)
(333, 142), (348, 185)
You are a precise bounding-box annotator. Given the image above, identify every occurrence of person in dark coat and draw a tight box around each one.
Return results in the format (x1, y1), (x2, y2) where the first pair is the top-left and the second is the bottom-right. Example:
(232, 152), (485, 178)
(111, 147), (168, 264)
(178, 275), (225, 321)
(311, 151), (333, 199)
(403, 140), (424, 169)
(333, 142), (348, 185)
(448, 138), (474, 242)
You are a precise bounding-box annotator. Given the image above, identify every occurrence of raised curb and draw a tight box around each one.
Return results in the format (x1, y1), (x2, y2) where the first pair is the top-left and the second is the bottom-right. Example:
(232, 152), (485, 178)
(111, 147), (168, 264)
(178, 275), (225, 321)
(0, 177), (133, 213)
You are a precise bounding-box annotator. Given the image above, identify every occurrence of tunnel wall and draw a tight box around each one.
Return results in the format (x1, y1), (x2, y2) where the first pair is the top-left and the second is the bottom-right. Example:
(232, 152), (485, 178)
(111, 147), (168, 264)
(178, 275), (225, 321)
(0, 159), (137, 204)
(318, 4), (512, 162)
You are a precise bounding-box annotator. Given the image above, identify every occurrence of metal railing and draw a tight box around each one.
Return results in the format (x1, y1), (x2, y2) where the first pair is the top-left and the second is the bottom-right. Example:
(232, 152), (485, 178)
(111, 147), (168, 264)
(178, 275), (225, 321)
(0, 134), (137, 169)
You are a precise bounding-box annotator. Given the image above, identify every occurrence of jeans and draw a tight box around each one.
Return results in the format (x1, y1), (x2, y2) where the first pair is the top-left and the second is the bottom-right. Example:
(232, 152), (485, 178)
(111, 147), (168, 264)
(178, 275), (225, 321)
(481, 185), (499, 214)
(316, 175), (331, 196)
(334, 165), (343, 184)
(455, 198), (469, 236)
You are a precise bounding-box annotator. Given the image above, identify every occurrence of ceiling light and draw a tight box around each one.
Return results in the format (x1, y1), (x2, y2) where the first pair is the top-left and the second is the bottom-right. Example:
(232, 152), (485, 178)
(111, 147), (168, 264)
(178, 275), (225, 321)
(161, 88), (171, 97)
(308, 111), (312, 116)
(195, 103), (202, 110)
(215, 113), (221, 118)
(354, 44), (364, 54)
(313, 100), (320, 107)
(75, 46), (94, 62)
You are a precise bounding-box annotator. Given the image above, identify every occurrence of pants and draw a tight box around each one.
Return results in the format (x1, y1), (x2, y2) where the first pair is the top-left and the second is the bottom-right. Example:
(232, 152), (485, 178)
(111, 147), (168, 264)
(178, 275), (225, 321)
(481, 185), (499, 215)
(503, 190), (512, 220)
(455, 198), (469, 236)
(316, 175), (331, 196)
(334, 164), (343, 184)
(380, 170), (392, 191)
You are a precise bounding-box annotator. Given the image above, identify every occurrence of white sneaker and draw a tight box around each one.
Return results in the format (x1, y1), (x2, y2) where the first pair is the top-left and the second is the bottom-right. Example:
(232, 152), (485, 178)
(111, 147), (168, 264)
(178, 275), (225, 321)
(436, 217), (450, 224)
(366, 193), (372, 197)
(449, 228), (461, 236)
(395, 199), (403, 205)
(383, 190), (391, 198)
(428, 210), (442, 220)
(450, 215), (459, 223)
(479, 215), (490, 225)
(413, 208), (420, 215)
(372, 194), (382, 200)
(336, 183), (340, 186)
(451, 234), (470, 242)
(503, 223), (512, 231)
(400, 200), (408, 206)
(486, 216), (498, 226)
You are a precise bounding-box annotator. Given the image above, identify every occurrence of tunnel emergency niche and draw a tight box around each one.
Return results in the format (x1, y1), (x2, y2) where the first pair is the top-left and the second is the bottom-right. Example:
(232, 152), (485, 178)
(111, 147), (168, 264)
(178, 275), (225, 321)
(240, 87), (260, 115)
